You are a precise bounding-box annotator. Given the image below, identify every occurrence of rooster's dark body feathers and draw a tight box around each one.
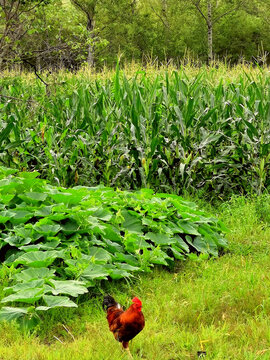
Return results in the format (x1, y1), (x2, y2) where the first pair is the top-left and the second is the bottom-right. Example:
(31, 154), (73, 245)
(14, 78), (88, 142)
(103, 295), (145, 350)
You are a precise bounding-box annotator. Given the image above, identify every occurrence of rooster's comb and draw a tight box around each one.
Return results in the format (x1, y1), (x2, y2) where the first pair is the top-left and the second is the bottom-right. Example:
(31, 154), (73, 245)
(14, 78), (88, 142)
(132, 297), (142, 306)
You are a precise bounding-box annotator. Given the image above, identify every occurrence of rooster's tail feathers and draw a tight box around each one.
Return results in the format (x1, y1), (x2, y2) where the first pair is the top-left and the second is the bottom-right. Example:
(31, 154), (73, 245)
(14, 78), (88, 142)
(103, 295), (118, 311)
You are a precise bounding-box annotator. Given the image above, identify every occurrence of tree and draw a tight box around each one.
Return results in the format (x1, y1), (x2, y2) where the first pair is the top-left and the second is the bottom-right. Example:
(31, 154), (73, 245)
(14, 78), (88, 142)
(0, 0), (270, 70)
(70, 0), (97, 66)
(94, 0), (155, 65)
(191, 0), (243, 63)
(144, 0), (189, 63)
(0, 0), (49, 68)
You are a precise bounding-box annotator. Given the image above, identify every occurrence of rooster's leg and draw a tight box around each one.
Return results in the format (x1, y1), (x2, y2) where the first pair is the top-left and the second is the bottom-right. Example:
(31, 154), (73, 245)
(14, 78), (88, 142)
(122, 341), (133, 358)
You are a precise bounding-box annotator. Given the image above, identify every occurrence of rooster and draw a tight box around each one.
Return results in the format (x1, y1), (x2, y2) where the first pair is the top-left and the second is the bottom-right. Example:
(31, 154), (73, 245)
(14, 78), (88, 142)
(103, 295), (145, 357)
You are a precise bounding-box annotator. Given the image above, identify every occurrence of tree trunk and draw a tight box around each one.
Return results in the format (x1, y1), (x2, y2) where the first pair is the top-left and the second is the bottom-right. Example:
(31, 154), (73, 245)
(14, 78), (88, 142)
(70, 1), (96, 67)
(87, 43), (94, 66)
(207, 1), (213, 64)
(131, 0), (136, 15)
(87, 16), (94, 67)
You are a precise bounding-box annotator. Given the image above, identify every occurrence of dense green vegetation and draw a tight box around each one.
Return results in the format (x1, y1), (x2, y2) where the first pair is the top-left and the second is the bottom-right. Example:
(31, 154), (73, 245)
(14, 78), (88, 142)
(0, 166), (227, 325)
(0, 195), (270, 359)
(0, 65), (269, 198)
(0, 62), (269, 358)
(0, 0), (270, 69)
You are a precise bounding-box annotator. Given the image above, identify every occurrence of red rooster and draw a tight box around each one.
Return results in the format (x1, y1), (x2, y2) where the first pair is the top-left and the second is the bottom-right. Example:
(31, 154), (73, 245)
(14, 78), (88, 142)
(103, 295), (145, 357)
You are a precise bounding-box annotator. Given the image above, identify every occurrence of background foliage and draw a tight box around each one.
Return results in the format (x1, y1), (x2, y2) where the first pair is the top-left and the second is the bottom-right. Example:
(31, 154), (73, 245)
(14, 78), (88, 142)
(0, 65), (269, 198)
(0, 0), (270, 69)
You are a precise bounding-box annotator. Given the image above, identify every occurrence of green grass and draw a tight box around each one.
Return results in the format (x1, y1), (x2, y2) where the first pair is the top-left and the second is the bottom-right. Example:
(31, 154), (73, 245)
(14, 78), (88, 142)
(0, 195), (270, 359)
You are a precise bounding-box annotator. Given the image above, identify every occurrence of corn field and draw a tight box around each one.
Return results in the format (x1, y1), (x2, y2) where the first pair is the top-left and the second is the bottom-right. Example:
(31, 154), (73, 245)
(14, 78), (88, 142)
(0, 65), (269, 199)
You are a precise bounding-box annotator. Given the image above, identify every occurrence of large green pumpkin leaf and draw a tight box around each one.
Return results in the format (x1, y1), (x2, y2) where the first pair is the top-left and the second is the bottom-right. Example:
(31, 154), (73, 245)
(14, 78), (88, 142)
(4, 279), (44, 294)
(19, 244), (41, 252)
(33, 223), (61, 236)
(145, 232), (176, 245)
(13, 226), (32, 239)
(177, 220), (200, 235)
(0, 210), (14, 223)
(35, 206), (53, 217)
(124, 233), (149, 252)
(0, 178), (21, 193)
(48, 280), (88, 297)
(103, 225), (122, 243)
(173, 235), (190, 252)
(1, 288), (44, 304)
(88, 247), (112, 263)
(13, 251), (64, 268)
(49, 192), (84, 205)
(14, 268), (56, 282)
(113, 252), (140, 266)
(102, 238), (123, 253)
(0, 194), (15, 204)
(2, 235), (31, 247)
(122, 211), (142, 233)
(171, 246), (185, 260)
(108, 268), (132, 280)
(0, 307), (28, 321)
(116, 263), (140, 272)
(90, 207), (112, 221)
(80, 264), (109, 282)
(192, 236), (210, 253)
(18, 171), (40, 179)
(0, 166), (18, 177)
(61, 219), (79, 234)
(9, 210), (33, 225)
(18, 192), (48, 203)
(36, 295), (78, 310)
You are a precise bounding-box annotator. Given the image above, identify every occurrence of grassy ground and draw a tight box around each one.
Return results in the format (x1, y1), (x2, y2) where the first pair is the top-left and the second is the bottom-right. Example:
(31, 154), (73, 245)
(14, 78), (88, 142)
(0, 196), (270, 359)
